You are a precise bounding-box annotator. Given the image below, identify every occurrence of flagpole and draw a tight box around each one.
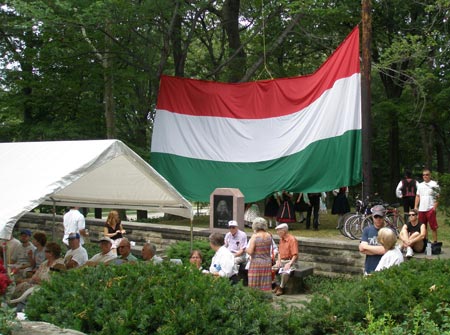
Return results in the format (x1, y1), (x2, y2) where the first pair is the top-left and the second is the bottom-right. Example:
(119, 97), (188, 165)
(361, 0), (373, 199)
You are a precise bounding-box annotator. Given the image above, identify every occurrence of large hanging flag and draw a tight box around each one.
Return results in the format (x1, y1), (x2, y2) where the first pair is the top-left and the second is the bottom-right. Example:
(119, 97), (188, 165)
(151, 26), (361, 202)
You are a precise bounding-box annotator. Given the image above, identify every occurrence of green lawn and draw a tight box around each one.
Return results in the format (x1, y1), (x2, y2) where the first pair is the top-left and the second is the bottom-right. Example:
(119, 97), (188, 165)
(137, 209), (450, 245)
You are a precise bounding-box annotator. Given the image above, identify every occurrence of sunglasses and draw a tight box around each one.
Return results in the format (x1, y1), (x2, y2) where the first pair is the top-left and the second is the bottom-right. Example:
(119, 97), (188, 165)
(409, 214), (417, 217)
(423, 173), (430, 176)
(373, 215), (383, 219)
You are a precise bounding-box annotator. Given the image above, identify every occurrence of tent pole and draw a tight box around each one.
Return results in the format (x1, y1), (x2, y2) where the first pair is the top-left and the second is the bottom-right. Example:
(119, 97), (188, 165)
(52, 199), (56, 241)
(190, 218), (193, 252)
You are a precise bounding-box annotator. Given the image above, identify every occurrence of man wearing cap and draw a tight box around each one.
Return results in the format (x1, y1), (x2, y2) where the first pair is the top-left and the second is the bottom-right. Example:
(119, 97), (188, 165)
(359, 205), (387, 275)
(64, 233), (89, 269)
(85, 236), (117, 266)
(224, 220), (248, 270)
(273, 223), (298, 296)
(9, 229), (36, 273)
(62, 206), (88, 247)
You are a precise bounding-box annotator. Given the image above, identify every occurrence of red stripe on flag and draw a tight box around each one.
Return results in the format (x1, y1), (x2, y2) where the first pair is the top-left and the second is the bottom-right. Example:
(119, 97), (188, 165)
(156, 26), (359, 119)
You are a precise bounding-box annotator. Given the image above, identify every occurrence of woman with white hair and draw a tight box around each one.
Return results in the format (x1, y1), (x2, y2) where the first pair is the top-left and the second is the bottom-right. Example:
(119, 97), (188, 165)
(246, 217), (273, 291)
(375, 227), (404, 272)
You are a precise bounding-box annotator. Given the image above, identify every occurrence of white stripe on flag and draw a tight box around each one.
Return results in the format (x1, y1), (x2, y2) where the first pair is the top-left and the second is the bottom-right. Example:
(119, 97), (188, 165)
(152, 74), (360, 163)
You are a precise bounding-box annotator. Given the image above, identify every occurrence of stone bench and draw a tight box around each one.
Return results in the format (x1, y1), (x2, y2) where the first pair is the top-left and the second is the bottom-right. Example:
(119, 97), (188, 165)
(284, 264), (314, 294)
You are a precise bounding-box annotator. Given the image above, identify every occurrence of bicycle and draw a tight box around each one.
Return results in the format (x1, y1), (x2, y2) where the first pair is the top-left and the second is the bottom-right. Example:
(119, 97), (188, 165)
(340, 196), (371, 240)
(361, 201), (405, 236)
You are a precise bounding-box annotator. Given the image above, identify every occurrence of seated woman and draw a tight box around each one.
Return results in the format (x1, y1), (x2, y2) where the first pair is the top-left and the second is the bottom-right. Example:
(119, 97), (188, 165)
(399, 208), (427, 258)
(189, 250), (204, 271)
(10, 242), (65, 307)
(104, 210), (126, 254)
(375, 228), (404, 272)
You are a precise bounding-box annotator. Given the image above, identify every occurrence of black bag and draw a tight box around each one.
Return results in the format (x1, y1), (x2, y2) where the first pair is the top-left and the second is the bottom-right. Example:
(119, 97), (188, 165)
(431, 242), (442, 255)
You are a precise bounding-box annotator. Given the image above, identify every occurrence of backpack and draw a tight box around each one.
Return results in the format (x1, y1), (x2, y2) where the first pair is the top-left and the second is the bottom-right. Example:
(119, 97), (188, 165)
(402, 179), (417, 197)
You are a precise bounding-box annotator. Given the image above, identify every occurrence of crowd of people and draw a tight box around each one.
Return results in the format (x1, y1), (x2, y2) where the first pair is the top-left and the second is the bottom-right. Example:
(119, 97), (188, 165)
(359, 167), (440, 275)
(201, 218), (298, 296)
(260, 190), (346, 231)
(1, 167), (441, 310)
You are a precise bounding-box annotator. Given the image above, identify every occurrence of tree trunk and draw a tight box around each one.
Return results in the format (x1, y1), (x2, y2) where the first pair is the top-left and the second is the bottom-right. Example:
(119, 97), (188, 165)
(137, 210), (148, 221)
(222, 0), (246, 82)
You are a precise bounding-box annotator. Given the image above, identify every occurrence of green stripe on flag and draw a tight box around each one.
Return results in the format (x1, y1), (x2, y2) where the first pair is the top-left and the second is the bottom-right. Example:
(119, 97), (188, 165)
(151, 130), (361, 202)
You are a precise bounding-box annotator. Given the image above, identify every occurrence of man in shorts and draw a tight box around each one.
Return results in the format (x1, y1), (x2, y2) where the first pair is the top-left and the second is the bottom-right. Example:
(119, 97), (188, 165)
(415, 168), (440, 243)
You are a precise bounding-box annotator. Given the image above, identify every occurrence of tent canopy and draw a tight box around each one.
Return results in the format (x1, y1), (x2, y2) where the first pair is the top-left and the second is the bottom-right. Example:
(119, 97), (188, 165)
(0, 140), (193, 239)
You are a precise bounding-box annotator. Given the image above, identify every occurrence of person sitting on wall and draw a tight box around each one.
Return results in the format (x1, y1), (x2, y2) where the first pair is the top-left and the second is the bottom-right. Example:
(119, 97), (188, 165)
(272, 223), (298, 296)
(399, 208), (427, 258)
(141, 242), (163, 264)
(85, 237), (117, 266)
(64, 233), (89, 269)
(9, 242), (65, 311)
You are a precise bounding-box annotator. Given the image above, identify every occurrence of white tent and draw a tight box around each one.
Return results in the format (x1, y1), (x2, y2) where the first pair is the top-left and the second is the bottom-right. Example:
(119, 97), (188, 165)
(0, 139), (193, 239)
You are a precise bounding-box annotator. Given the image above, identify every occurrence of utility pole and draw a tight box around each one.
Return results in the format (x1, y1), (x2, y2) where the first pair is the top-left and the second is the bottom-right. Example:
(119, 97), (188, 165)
(361, 0), (372, 199)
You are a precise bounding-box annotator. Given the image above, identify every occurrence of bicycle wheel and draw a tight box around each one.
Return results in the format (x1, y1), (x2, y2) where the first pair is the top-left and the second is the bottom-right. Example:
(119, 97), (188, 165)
(348, 215), (365, 240)
(343, 214), (359, 239)
(339, 213), (354, 238)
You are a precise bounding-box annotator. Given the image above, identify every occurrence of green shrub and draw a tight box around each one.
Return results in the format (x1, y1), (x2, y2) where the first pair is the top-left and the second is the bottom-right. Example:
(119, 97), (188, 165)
(0, 305), (21, 335)
(298, 259), (450, 334)
(26, 262), (303, 334)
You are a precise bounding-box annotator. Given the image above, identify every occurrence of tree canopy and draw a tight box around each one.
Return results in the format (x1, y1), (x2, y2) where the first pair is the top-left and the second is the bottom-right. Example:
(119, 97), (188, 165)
(1, 0), (449, 201)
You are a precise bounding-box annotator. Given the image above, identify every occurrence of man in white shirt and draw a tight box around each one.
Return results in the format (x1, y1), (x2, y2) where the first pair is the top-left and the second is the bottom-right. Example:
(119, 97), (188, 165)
(64, 233), (89, 269)
(208, 232), (238, 284)
(62, 207), (88, 246)
(224, 220), (248, 269)
(415, 168), (440, 243)
(85, 237), (117, 266)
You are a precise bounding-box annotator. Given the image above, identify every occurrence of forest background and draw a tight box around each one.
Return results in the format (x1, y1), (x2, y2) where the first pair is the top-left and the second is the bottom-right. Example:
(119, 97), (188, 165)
(1, 0), (450, 205)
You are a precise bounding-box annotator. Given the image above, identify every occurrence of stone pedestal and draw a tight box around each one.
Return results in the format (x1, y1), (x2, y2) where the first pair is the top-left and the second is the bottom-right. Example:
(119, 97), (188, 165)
(210, 188), (244, 232)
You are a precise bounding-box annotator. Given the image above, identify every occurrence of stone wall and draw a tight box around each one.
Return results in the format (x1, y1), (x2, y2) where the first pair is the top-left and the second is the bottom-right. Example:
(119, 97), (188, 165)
(16, 213), (365, 277)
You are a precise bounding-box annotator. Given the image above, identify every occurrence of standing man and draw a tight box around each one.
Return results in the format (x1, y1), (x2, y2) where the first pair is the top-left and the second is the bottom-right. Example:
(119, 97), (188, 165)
(396, 169), (419, 223)
(64, 232), (88, 269)
(273, 223), (298, 296)
(224, 220), (248, 270)
(305, 193), (321, 230)
(359, 205), (387, 275)
(63, 207), (88, 247)
(415, 168), (440, 243)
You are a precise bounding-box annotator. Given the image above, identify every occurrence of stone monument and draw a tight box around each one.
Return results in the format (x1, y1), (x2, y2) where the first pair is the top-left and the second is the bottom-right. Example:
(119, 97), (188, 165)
(210, 188), (244, 231)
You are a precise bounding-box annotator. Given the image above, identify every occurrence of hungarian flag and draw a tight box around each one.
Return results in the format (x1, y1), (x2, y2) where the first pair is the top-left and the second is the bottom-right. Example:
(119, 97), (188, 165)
(151, 27), (361, 202)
